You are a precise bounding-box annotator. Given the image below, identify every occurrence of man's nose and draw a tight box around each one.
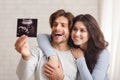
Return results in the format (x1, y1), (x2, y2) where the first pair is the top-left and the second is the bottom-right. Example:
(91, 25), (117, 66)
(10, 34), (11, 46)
(56, 24), (61, 30)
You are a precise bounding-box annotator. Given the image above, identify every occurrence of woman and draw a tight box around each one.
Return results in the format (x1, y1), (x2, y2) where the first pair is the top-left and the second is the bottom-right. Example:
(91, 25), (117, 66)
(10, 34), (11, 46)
(37, 14), (109, 80)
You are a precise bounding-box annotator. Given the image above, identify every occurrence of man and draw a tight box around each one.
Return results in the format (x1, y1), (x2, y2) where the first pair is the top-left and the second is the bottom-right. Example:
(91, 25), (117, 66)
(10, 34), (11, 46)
(15, 9), (77, 80)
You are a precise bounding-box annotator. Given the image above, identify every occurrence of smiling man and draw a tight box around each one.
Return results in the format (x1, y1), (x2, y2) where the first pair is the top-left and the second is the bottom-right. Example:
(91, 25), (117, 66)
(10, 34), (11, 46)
(51, 16), (70, 46)
(15, 9), (78, 80)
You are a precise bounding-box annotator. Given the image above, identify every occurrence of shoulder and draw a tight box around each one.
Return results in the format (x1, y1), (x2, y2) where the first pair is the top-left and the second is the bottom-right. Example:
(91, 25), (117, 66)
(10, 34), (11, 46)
(100, 48), (109, 56)
(98, 48), (110, 61)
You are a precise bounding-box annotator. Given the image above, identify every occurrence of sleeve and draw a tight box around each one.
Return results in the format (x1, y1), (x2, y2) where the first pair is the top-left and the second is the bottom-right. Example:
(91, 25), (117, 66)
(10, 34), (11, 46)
(76, 49), (109, 80)
(16, 48), (39, 80)
(37, 33), (56, 58)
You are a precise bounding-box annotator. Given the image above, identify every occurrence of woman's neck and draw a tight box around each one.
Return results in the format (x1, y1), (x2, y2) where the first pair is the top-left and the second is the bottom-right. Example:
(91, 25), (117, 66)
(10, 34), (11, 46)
(80, 44), (87, 51)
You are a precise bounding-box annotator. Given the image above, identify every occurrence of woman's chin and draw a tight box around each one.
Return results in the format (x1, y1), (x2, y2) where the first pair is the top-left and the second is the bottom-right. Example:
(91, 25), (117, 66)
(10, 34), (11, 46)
(74, 42), (81, 46)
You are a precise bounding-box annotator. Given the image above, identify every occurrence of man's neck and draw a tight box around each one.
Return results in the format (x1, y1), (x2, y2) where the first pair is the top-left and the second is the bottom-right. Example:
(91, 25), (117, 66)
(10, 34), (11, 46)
(51, 42), (70, 51)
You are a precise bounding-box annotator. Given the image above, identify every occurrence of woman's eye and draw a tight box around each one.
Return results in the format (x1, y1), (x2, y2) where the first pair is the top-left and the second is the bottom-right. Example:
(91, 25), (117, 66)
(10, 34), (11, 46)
(80, 29), (84, 32)
(72, 27), (77, 31)
(80, 29), (86, 32)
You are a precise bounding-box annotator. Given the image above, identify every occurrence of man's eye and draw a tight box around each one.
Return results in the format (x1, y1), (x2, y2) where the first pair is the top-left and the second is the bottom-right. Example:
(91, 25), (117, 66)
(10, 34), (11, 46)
(53, 23), (58, 26)
(61, 23), (68, 28)
(62, 24), (65, 27)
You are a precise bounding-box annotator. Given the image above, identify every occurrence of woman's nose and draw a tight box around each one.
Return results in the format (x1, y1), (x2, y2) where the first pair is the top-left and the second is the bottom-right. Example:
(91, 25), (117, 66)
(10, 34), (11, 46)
(76, 30), (80, 36)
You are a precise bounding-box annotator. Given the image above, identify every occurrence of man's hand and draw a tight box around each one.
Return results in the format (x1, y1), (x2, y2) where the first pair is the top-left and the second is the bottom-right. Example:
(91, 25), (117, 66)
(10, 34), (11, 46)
(15, 35), (30, 60)
(44, 62), (64, 80)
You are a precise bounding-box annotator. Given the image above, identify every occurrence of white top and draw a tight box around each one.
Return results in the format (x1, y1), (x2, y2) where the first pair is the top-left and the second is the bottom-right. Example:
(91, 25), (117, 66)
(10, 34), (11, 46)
(16, 47), (78, 80)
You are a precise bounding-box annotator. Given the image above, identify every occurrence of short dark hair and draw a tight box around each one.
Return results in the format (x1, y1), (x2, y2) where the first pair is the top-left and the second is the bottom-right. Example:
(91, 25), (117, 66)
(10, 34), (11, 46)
(49, 9), (74, 30)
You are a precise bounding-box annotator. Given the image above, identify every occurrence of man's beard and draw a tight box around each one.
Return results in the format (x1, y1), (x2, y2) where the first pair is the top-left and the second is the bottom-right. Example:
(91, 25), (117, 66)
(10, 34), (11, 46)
(51, 31), (69, 45)
(52, 35), (68, 45)
(54, 39), (65, 44)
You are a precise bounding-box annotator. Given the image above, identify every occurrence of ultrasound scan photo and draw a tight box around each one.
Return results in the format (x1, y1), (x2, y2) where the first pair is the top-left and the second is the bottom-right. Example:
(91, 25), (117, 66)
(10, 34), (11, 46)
(17, 18), (37, 37)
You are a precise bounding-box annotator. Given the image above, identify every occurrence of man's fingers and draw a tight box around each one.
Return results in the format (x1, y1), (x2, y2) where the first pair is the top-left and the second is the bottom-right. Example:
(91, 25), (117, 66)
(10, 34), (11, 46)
(44, 67), (53, 74)
(44, 69), (52, 76)
(15, 35), (27, 48)
(45, 62), (56, 69)
(44, 72), (53, 80)
(18, 35), (28, 47)
(44, 64), (54, 73)
(14, 35), (28, 53)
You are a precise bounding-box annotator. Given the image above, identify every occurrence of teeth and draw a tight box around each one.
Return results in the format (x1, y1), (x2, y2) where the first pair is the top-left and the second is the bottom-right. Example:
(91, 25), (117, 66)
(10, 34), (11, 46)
(55, 34), (62, 36)
(74, 37), (81, 40)
(76, 37), (79, 39)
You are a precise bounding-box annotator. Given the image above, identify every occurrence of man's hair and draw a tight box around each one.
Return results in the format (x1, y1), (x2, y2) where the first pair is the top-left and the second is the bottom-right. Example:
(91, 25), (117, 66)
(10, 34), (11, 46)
(49, 9), (74, 30)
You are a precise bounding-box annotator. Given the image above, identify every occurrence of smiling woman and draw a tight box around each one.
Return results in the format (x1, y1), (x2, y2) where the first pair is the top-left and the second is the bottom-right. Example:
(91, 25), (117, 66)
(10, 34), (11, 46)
(69, 14), (109, 77)
(71, 21), (89, 48)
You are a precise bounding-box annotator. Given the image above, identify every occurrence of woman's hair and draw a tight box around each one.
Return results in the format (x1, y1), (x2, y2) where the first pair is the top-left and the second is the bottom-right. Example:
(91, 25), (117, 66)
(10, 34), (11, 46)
(68, 14), (108, 73)
(49, 9), (74, 31)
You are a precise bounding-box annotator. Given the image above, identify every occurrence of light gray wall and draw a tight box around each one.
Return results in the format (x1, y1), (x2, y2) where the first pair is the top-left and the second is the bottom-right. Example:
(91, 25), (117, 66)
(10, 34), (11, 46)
(0, 0), (99, 80)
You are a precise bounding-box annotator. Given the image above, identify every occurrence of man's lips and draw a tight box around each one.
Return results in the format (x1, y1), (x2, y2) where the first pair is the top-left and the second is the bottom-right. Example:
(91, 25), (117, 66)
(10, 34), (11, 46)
(55, 34), (62, 36)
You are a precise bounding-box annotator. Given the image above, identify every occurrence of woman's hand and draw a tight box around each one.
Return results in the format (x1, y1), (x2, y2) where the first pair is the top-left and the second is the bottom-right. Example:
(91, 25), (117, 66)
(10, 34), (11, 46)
(71, 48), (84, 59)
(48, 55), (59, 68)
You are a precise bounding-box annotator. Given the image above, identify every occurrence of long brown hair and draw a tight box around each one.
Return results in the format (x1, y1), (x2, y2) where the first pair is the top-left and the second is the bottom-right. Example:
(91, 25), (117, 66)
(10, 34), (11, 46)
(68, 14), (108, 73)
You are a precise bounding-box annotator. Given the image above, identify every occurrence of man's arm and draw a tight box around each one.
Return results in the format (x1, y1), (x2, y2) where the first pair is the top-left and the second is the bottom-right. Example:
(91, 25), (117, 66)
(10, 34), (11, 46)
(16, 49), (38, 80)
(15, 35), (38, 80)
(15, 35), (30, 60)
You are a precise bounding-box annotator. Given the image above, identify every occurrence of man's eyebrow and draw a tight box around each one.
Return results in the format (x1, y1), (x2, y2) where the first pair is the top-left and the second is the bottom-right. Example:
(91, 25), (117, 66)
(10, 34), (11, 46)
(53, 21), (68, 24)
(61, 23), (68, 24)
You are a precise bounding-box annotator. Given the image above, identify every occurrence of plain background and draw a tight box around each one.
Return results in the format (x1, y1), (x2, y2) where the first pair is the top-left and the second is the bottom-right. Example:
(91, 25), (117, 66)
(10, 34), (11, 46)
(0, 0), (99, 80)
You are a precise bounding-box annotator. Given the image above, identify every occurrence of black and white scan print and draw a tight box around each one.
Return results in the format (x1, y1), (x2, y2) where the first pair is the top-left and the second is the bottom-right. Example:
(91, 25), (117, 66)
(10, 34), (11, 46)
(17, 18), (37, 37)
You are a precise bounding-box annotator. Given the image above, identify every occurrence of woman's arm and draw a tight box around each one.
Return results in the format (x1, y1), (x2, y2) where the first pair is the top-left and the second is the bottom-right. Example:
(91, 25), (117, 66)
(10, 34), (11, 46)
(37, 33), (59, 68)
(76, 49), (109, 80)
(37, 33), (56, 57)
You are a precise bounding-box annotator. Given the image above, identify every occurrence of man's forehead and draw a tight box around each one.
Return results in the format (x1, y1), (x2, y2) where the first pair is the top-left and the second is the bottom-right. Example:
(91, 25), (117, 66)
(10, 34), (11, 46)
(54, 16), (68, 24)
